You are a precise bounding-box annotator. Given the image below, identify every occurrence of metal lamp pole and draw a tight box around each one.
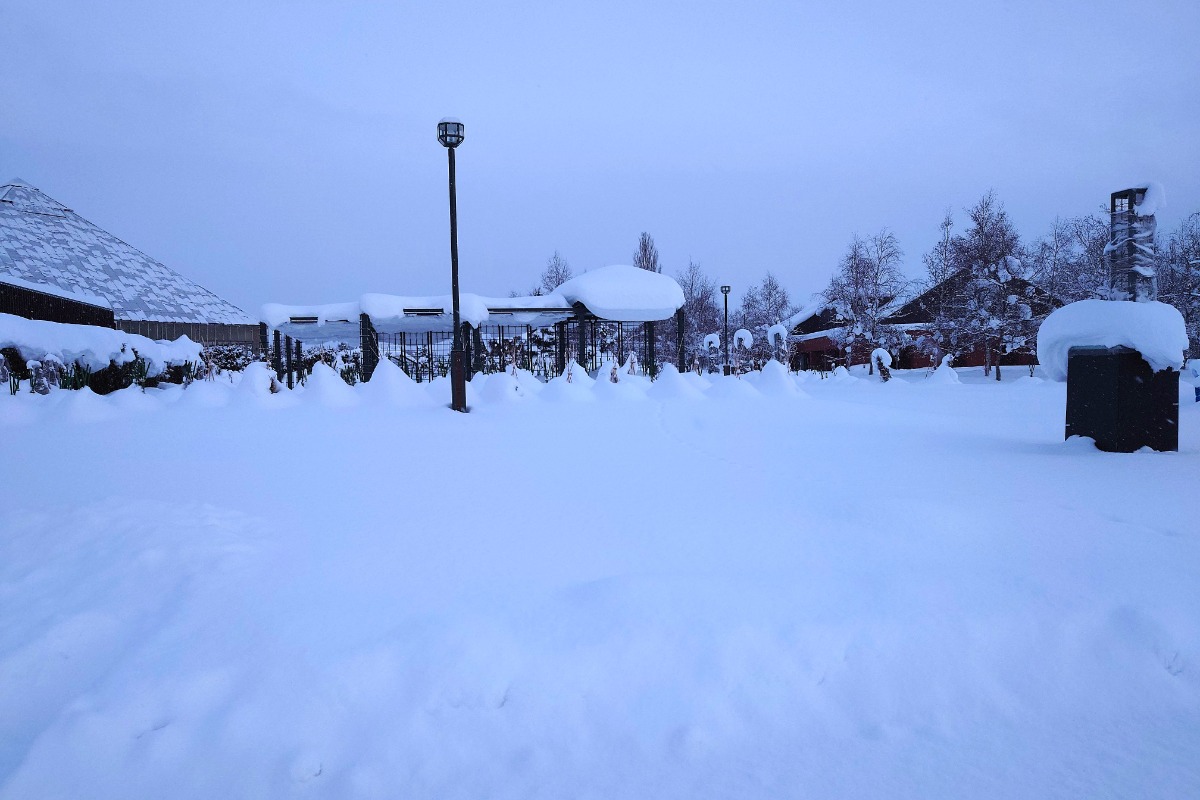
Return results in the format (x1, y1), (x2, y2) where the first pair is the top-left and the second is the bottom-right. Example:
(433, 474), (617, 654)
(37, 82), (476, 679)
(438, 118), (467, 412)
(721, 285), (731, 376)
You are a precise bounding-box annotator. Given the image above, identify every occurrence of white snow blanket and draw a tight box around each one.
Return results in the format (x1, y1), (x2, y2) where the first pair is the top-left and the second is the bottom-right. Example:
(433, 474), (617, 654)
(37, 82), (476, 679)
(2, 364), (1198, 798)
(0, 312), (202, 375)
(1037, 300), (1188, 381)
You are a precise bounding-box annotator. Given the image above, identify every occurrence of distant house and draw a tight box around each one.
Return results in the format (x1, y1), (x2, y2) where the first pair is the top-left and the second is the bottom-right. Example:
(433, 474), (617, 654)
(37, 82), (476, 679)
(0, 179), (257, 345)
(788, 270), (1061, 371)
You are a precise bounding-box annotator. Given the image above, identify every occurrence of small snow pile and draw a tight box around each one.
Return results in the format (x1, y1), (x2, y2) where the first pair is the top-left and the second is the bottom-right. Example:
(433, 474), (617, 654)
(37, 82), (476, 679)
(1037, 300), (1188, 381)
(305, 362), (359, 407)
(646, 363), (706, 401)
(734, 328), (753, 350)
(830, 365), (857, 382)
(176, 377), (235, 408)
(235, 362), (282, 401)
(512, 368), (545, 395)
(703, 333), (721, 351)
(360, 358), (434, 407)
(927, 354), (961, 385)
(592, 363), (648, 401)
(479, 371), (531, 404)
(755, 360), (807, 398)
(555, 265), (684, 321)
(0, 313), (201, 375)
(540, 365), (596, 403)
(871, 348), (892, 368)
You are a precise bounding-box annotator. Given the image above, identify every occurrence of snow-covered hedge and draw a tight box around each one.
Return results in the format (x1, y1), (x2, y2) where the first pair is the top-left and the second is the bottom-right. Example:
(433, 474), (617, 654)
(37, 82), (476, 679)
(0, 313), (203, 377)
(1036, 300), (1188, 381)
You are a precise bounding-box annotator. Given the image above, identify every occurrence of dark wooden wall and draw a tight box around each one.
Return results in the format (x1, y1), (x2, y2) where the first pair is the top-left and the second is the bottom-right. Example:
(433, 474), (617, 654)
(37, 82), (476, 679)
(1, 281), (116, 327)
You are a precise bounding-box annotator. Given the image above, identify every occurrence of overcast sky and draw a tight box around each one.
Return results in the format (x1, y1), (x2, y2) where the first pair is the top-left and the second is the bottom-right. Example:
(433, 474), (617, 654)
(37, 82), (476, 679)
(3, 0), (1197, 315)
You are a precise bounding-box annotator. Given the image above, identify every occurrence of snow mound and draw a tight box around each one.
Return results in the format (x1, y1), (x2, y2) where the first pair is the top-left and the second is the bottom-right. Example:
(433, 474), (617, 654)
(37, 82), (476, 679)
(706, 374), (761, 400)
(360, 358), (435, 407)
(235, 363), (281, 401)
(755, 360), (807, 398)
(479, 371), (532, 404)
(537, 362), (596, 402)
(927, 355), (961, 385)
(539, 376), (596, 403)
(646, 363), (706, 401)
(305, 362), (359, 407)
(734, 328), (753, 350)
(555, 265), (684, 321)
(1037, 300), (1188, 381)
(592, 367), (649, 401)
(512, 368), (546, 395)
(830, 366), (857, 382)
(871, 348), (893, 368)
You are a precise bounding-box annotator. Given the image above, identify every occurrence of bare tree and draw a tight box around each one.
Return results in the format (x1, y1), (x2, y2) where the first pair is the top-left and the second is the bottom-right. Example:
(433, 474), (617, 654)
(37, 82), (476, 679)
(822, 229), (908, 368)
(675, 260), (721, 366)
(915, 210), (962, 365)
(1159, 212), (1200, 359)
(633, 232), (661, 273)
(952, 191), (1028, 380)
(739, 272), (796, 364)
(540, 251), (573, 293)
(1025, 213), (1109, 303)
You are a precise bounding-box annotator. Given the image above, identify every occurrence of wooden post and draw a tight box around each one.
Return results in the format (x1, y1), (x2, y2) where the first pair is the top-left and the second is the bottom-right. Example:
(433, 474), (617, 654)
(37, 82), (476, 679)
(258, 322), (270, 359)
(555, 322), (566, 376)
(463, 323), (474, 380)
(646, 321), (657, 378)
(285, 335), (294, 389)
(676, 307), (686, 370)
(272, 329), (283, 379)
(472, 325), (485, 375)
(294, 339), (303, 383)
(577, 321), (586, 373)
(359, 313), (379, 382)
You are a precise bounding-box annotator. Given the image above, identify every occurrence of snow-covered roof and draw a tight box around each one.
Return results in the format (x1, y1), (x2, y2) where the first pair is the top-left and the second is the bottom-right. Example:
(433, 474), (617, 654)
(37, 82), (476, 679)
(0, 179), (255, 326)
(264, 265), (685, 340)
(554, 265), (684, 322)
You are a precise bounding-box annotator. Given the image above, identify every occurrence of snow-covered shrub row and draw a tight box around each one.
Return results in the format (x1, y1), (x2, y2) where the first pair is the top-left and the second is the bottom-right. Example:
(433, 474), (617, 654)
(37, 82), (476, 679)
(0, 313), (203, 392)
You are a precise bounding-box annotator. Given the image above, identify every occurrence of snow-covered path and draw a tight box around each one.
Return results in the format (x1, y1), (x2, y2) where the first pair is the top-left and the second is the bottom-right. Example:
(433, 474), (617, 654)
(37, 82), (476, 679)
(2, 368), (1198, 798)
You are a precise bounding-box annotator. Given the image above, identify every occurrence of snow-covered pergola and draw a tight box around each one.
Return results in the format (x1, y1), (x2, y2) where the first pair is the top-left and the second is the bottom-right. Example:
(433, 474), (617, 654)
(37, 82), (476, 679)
(260, 265), (687, 382)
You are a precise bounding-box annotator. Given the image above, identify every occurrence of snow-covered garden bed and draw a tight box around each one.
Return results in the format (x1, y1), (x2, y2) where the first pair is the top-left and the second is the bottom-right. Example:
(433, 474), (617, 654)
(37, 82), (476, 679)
(1, 362), (1197, 799)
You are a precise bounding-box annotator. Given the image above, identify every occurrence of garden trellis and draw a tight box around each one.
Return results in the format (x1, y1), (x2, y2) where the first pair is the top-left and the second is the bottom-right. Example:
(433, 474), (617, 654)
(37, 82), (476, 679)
(261, 265), (688, 384)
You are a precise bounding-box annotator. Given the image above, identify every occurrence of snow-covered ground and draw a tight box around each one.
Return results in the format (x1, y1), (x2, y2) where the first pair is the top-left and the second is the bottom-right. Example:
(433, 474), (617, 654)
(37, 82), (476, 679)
(2, 364), (1198, 799)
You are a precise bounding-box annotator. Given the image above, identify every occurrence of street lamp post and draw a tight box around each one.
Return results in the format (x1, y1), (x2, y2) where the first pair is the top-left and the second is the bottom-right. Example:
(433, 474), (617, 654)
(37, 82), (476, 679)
(720, 285), (731, 376)
(438, 118), (467, 412)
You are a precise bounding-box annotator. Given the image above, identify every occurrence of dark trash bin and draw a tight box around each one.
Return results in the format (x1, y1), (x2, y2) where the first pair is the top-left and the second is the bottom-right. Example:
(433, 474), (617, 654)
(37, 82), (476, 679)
(1066, 345), (1179, 452)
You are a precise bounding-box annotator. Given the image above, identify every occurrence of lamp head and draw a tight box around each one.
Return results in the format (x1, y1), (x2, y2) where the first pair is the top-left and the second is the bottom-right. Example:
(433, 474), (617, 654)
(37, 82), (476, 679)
(437, 118), (465, 148)
(720, 285), (731, 295)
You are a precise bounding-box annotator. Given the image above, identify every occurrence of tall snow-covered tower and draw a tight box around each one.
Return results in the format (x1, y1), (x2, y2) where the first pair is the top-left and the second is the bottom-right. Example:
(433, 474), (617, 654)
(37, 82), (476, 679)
(1107, 186), (1161, 302)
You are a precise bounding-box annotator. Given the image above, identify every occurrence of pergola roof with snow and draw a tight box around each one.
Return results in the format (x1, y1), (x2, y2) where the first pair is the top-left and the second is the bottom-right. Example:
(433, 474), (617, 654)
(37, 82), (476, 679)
(0, 178), (255, 326)
(264, 265), (685, 341)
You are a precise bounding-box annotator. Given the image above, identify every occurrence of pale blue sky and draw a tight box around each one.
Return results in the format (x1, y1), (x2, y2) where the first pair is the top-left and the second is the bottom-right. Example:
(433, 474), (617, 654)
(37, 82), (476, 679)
(3, 0), (1197, 314)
